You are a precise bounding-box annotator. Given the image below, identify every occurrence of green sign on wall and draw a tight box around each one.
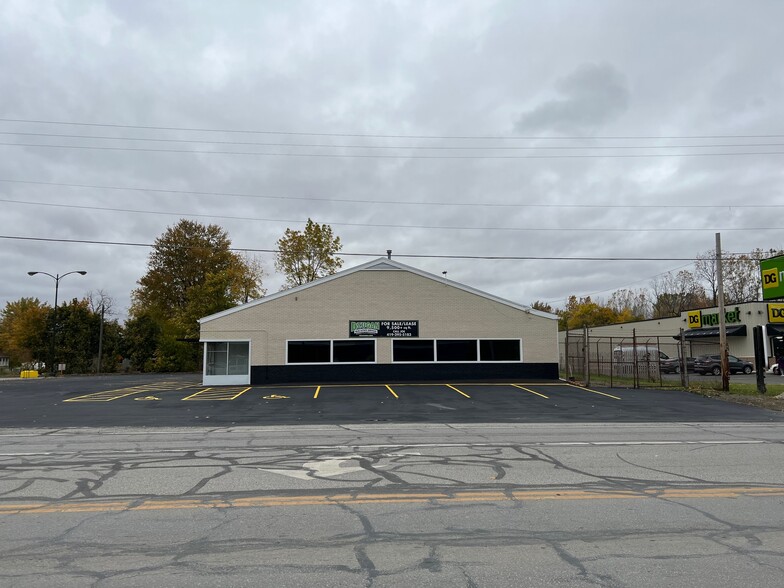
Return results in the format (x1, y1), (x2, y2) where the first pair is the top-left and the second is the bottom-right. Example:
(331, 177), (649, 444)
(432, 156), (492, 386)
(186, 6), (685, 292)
(760, 255), (784, 300)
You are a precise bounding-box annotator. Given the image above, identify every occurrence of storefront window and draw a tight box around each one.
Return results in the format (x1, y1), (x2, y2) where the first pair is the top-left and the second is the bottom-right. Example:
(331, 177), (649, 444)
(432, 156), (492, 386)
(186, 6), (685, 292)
(206, 342), (228, 375)
(436, 340), (478, 362)
(393, 340), (435, 362)
(333, 340), (375, 363)
(288, 341), (331, 363)
(227, 342), (250, 375)
(479, 339), (521, 361)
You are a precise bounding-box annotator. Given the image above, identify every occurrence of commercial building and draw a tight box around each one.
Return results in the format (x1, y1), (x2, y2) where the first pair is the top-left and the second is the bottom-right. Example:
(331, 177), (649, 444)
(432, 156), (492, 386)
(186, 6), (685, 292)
(199, 257), (559, 385)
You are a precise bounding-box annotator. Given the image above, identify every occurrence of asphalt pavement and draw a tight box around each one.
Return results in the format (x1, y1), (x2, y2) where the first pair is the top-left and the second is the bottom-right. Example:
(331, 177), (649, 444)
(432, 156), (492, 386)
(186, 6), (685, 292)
(1, 373), (782, 428)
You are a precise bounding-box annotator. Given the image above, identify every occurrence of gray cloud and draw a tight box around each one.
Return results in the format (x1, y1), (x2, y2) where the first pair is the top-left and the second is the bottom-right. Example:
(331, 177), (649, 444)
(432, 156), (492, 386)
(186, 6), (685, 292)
(0, 0), (782, 322)
(515, 63), (630, 135)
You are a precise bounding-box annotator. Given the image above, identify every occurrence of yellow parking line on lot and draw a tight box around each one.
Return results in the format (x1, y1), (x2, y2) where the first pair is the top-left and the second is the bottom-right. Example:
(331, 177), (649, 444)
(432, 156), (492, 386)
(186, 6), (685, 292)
(64, 387), (149, 402)
(385, 385), (399, 399)
(313, 386), (321, 399)
(564, 382), (622, 400)
(182, 387), (252, 401)
(510, 384), (549, 399)
(445, 384), (471, 398)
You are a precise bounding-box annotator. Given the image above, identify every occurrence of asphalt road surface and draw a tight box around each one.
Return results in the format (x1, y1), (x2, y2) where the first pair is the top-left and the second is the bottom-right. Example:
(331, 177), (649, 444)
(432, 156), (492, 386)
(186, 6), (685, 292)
(1, 375), (784, 586)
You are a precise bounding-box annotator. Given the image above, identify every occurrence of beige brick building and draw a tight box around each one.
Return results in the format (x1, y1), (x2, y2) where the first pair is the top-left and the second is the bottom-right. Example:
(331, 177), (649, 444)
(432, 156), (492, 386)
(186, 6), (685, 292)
(199, 257), (558, 385)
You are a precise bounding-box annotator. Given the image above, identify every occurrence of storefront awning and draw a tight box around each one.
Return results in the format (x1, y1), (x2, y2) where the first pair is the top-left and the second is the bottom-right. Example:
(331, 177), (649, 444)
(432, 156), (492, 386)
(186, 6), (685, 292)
(673, 325), (747, 340)
(767, 324), (784, 337)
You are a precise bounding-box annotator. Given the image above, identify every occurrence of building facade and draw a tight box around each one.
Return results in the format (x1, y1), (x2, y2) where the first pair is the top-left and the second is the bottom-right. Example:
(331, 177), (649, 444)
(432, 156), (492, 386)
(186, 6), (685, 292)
(199, 258), (559, 385)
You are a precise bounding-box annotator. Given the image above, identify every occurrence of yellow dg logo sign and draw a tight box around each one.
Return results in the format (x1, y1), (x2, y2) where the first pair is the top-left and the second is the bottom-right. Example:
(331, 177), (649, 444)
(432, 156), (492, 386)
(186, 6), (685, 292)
(769, 304), (784, 323)
(762, 267), (779, 290)
(687, 310), (702, 328)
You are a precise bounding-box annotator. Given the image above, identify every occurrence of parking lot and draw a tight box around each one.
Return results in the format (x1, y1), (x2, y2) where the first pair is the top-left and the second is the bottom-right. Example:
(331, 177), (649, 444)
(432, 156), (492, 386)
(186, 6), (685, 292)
(1, 373), (783, 427)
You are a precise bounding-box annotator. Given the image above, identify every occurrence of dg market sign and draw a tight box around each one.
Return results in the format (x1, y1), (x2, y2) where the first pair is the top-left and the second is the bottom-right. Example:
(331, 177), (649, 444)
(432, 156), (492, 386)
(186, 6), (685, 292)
(349, 320), (419, 337)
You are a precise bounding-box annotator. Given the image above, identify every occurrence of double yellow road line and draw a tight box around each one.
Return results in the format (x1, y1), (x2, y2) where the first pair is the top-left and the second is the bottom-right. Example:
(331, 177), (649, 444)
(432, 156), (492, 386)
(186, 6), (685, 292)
(2, 486), (782, 516)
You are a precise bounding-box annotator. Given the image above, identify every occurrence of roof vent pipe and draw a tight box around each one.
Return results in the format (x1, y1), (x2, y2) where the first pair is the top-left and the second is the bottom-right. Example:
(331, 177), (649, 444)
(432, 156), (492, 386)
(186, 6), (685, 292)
(387, 250), (392, 259)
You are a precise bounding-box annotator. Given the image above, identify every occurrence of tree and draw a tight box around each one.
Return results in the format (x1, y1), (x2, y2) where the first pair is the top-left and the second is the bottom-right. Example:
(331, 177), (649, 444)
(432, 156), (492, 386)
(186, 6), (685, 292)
(275, 219), (343, 288)
(558, 296), (635, 331)
(130, 220), (264, 370)
(530, 300), (554, 314)
(0, 298), (49, 367)
(607, 288), (651, 320)
(122, 313), (162, 372)
(694, 248), (782, 305)
(650, 270), (708, 318)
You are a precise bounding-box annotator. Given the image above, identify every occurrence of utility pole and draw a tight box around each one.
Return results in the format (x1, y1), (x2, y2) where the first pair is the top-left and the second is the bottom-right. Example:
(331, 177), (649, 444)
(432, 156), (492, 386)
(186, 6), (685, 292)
(716, 233), (729, 391)
(97, 303), (105, 375)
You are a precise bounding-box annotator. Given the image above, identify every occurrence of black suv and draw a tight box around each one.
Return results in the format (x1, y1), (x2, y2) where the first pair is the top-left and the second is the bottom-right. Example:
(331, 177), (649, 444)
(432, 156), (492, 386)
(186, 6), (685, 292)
(693, 354), (753, 376)
(660, 356), (695, 374)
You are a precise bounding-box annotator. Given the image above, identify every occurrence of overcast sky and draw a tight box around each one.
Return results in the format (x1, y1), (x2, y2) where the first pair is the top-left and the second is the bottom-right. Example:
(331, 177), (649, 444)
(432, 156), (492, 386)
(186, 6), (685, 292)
(1, 0), (782, 321)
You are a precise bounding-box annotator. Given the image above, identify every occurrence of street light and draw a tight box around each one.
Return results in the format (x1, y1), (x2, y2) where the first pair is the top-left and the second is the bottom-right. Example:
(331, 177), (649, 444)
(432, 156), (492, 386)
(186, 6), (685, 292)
(27, 271), (87, 376)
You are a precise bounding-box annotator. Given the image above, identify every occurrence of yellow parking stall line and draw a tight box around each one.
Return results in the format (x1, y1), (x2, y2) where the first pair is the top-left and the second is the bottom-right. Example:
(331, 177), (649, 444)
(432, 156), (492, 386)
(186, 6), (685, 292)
(385, 385), (399, 399)
(313, 386), (321, 399)
(564, 382), (622, 400)
(182, 386), (252, 401)
(182, 387), (213, 400)
(64, 388), (147, 402)
(445, 384), (471, 399)
(227, 387), (251, 400)
(509, 384), (549, 399)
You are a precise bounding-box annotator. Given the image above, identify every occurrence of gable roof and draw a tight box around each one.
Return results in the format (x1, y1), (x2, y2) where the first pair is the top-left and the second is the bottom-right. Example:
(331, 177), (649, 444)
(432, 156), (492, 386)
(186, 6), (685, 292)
(199, 257), (557, 324)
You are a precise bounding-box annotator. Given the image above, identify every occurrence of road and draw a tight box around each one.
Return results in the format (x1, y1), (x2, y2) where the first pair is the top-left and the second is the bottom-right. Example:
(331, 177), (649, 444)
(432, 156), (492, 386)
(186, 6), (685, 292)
(2, 422), (784, 587)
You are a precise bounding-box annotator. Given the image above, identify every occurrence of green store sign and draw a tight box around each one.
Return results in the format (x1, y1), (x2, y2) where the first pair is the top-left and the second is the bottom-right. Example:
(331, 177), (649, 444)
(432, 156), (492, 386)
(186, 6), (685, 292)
(760, 255), (784, 300)
(688, 307), (743, 328)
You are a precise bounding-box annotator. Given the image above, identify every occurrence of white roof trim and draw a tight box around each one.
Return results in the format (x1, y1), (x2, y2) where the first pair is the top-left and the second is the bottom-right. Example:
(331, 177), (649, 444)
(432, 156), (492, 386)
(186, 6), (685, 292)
(199, 257), (557, 323)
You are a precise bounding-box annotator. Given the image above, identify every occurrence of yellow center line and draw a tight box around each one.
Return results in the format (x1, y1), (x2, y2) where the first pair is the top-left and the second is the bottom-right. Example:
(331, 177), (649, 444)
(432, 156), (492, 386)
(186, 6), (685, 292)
(445, 384), (471, 398)
(385, 384), (399, 399)
(2, 486), (783, 516)
(509, 384), (549, 399)
(313, 386), (321, 399)
(564, 382), (622, 400)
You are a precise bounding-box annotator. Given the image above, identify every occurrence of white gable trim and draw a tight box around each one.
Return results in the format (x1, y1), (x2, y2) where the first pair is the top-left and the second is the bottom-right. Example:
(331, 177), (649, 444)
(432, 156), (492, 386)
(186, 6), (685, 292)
(199, 257), (557, 324)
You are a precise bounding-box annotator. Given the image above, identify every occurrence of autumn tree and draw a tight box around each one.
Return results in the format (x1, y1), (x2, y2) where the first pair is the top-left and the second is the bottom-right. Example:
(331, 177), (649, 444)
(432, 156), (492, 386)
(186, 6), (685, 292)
(275, 219), (343, 288)
(558, 296), (636, 331)
(529, 300), (554, 314)
(130, 220), (264, 371)
(0, 298), (49, 367)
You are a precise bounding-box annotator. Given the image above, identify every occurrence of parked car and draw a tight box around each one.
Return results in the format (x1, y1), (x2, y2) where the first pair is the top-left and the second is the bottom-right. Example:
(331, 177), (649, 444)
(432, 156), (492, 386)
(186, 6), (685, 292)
(660, 356), (695, 374)
(693, 354), (753, 376)
(769, 363), (781, 376)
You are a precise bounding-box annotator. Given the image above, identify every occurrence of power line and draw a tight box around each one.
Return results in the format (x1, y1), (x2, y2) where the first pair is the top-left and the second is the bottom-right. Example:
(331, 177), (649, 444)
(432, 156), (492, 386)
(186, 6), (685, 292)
(2, 117), (784, 140)
(0, 234), (697, 259)
(2, 178), (781, 209)
(1, 198), (780, 232)
(0, 234), (752, 261)
(2, 131), (783, 151)
(3, 141), (784, 159)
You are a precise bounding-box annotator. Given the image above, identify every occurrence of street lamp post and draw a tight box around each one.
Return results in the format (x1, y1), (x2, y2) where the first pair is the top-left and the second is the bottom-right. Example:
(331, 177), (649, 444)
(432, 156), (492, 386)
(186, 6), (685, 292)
(27, 271), (87, 376)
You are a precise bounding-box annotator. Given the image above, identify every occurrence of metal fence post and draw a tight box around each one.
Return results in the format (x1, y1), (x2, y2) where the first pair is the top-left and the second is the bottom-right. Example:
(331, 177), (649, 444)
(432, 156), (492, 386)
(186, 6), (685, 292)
(583, 326), (590, 387)
(632, 328), (639, 389)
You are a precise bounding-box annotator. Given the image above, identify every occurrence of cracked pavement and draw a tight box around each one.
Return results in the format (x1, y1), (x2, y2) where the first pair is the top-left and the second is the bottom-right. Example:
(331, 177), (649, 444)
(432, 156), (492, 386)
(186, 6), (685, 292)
(1, 422), (784, 587)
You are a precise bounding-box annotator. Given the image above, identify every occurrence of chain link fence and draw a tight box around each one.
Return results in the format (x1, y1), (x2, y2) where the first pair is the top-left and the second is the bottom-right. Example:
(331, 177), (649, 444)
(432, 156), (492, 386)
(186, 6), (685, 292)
(560, 329), (721, 388)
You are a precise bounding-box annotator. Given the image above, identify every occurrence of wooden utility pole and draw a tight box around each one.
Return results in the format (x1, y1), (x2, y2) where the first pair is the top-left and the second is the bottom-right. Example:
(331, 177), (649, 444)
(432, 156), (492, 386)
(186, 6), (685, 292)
(716, 233), (729, 391)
